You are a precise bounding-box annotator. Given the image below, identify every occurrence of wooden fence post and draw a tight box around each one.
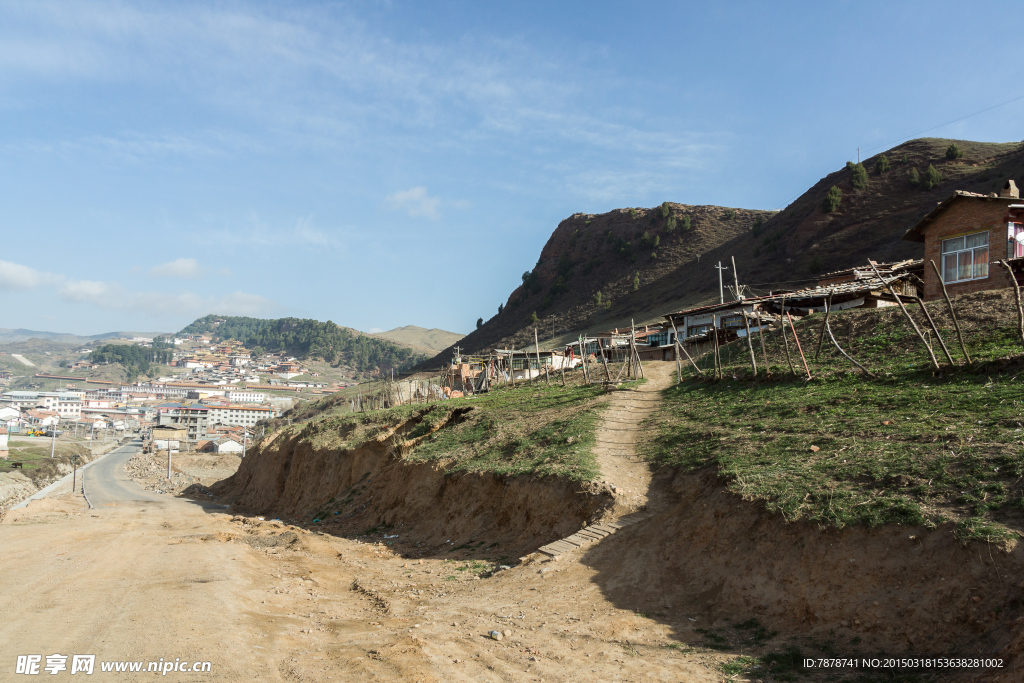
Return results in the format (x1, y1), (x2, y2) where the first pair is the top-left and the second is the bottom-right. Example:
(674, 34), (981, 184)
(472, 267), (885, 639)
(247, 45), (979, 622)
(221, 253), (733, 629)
(732, 256), (757, 377)
(998, 260), (1024, 351)
(929, 259), (972, 364)
(869, 262), (940, 370)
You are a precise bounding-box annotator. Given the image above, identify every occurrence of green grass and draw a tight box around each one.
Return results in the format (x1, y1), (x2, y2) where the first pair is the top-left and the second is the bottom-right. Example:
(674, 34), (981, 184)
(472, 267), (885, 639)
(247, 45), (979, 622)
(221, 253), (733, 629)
(644, 291), (1024, 544)
(268, 373), (608, 480)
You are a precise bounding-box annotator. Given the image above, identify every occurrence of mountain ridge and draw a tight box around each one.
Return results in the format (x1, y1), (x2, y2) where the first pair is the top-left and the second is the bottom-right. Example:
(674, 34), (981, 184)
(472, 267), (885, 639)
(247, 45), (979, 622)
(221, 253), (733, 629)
(417, 136), (1024, 368)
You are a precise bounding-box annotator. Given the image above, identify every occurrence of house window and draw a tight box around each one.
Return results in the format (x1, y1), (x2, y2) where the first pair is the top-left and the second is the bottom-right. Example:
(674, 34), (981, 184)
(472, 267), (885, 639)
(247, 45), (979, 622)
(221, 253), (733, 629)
(687, 324), (712, 337)
(942, 231), (989, 283)
(720, 314), (746, 330)
(1008, 223), (1024, 259)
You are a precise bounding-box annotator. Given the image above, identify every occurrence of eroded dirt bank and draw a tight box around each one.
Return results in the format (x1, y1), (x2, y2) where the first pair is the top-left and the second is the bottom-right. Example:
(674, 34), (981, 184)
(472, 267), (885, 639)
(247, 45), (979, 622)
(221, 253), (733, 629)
(580, 468), (1024, 678)
(214, 418), (615, 559)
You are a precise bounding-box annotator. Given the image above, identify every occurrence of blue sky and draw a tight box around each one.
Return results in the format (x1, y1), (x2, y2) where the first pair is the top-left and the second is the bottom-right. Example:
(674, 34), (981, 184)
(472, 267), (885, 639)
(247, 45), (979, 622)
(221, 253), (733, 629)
(1, 0), (1021, 336)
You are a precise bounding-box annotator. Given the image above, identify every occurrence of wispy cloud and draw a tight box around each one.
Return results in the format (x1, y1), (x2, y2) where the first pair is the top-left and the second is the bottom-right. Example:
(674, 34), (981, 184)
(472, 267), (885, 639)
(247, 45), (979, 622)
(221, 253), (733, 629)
(148, 257), (203, 279)
(0, 258), (277, 319)
(384, 186), (441, 220)
(0, 259), (59, 290)
(58, 277), (278, 317)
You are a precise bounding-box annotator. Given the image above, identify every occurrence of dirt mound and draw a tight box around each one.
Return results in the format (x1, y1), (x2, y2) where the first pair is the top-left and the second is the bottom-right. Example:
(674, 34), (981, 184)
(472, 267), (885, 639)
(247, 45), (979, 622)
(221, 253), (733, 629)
(581, 468), (1024, 666)
(214, 415), (615, 558)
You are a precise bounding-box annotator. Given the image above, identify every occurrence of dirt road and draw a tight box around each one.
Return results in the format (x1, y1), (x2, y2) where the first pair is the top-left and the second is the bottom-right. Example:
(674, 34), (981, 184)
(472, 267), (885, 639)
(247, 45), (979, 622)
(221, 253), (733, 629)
(0, 368), (735, 682)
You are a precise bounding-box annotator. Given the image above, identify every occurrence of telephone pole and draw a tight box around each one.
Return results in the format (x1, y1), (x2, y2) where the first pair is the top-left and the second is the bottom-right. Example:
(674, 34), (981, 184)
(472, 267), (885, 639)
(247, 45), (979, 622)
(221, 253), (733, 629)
(714, 262), (729, 304)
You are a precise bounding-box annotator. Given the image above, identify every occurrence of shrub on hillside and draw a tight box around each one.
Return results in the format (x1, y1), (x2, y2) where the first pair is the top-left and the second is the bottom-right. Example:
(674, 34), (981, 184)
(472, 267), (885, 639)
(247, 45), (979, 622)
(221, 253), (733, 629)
(530, 311), (539, 324)
(822, 186), (842, 213)
(660, 202), (671, 219)
(922, 164), (943, 190)
(908, 167), (921, 187)
(847, 161), (868, 190)
(680, 215), (692, 231)
(594, 291), (602, 306)
(476, 318), (483, 329)
(632, 271), (640, 291)
(752, 216), (765, 237)
(723, 209), (736, 220)
(665, 215), (678, 233)
(640, 231), (659, 249)
(901, 154), (909, 164)
(498, 303), (504, 314)
(875, 154), (890, 174)
(945, 143), (964, 161)
(614, 237), (634, 261)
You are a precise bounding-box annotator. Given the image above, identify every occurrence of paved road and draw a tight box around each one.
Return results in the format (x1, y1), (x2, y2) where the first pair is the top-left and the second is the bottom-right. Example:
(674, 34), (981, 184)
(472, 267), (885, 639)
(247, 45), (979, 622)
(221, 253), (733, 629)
(84, 437), (166, 506)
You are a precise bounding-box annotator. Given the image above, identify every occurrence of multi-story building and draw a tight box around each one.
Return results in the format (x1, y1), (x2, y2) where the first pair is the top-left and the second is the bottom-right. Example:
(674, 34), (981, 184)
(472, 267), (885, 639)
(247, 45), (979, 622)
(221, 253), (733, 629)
(157, 404), (209, 441)
(226, 391), (267, 403)
(0, 391), (83, 418)
(205, 404), (276, 428)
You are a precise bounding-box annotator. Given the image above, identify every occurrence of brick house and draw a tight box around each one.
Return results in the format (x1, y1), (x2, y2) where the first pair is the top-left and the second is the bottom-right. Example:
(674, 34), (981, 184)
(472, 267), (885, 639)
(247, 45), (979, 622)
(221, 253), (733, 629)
(902, 180), (1022, 301)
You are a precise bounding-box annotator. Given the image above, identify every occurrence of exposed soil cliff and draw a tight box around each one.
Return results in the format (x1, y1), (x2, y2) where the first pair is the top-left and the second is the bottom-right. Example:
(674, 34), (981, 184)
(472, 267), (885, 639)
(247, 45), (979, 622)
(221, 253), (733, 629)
(213, 414), (615, 558)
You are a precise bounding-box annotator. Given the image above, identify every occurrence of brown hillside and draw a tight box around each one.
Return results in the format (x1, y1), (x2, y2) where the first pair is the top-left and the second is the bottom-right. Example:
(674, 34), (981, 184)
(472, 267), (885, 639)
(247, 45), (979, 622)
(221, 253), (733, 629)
(421, 137), (1024, 367)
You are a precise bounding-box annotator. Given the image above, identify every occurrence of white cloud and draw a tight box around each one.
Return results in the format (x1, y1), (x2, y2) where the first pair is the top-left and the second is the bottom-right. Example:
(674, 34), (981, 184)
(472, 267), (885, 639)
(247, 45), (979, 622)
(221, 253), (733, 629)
(52, 275), (277, 318)
(0, 259), (58, 290)
(58, 278), (118, 303)
(384, 186), (441, 220)
(149, 257), (204, 279)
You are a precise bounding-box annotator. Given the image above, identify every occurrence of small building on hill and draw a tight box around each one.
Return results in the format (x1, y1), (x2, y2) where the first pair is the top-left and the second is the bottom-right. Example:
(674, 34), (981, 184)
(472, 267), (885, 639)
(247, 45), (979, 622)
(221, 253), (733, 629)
(901, 180), (1023, 300)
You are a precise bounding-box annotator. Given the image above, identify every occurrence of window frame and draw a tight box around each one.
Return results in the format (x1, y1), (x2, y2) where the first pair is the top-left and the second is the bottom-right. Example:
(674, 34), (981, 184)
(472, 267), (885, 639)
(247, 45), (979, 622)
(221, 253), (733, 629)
(941, 230), (990, 284)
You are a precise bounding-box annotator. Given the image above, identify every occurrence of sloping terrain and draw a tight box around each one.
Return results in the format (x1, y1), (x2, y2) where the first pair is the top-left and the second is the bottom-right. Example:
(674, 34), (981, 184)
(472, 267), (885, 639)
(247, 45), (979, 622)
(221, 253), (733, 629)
(0, 328), (167, 344)
(370, 325), (465, 355)
(422, 137), (1024, 367)
(180, 314), (429, 376)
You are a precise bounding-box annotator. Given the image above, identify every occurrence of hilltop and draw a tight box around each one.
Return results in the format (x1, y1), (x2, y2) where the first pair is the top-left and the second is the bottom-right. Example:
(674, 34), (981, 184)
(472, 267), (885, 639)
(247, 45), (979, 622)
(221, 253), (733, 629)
(420, 136), (1024, 366)
(180, 315), (429, 377)
(369, 325), (464, 356)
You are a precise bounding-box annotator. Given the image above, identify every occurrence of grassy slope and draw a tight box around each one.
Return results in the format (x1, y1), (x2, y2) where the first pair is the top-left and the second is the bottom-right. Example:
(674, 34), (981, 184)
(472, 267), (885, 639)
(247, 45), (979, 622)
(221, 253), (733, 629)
(272, 373), (610, 481)
(643, 289), (1024, 543)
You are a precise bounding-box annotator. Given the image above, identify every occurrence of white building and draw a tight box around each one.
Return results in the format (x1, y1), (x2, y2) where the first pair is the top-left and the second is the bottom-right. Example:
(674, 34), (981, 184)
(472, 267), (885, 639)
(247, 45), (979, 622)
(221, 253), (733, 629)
(205, 404), (276, 427)
(1, 391), (82, 418)
(226, 391), (267, 403)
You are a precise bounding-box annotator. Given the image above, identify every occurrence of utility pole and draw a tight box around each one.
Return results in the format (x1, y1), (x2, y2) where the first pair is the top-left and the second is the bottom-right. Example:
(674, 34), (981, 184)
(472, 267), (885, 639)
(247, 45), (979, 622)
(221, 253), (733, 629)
(715, 262), (729, 304)
(49, 421), (57, 458)
(857, 147), (860, 164)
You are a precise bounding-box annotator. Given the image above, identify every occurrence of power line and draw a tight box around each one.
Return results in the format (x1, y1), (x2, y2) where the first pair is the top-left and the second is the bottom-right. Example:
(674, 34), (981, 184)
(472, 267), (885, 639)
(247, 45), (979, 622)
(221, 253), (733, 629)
(768, 92), (1024, 213)
(860, 92), (1024, 156)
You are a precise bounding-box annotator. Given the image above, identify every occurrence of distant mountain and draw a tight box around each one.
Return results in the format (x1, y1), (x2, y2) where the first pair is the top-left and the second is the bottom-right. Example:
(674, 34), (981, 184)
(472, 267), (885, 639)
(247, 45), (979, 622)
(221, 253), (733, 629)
(0, 328), (169, 345)
(369, 326), (464, 355)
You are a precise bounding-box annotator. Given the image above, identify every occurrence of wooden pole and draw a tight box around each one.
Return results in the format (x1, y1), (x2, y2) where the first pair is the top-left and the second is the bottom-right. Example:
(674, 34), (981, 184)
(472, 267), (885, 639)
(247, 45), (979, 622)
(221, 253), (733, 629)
(599, 339), (613, 381)
(930, 259), (972, 365)
(731, 256), (757, 377)
(669, 318), (683, 381)
(756, 310), (770, 374)
(779, 296), (796, 375)
(712, 326), (721, 379)
(559, 353), (566, 386)
(787, 312), (812, 380)
(825, 318), (876, 378)
(998, 260), (1024, 352)
(813, 292), (834, 361)
(915, 297), (956, 366)
(869, 262), (940, 370)
(534, 328), (546, 385)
